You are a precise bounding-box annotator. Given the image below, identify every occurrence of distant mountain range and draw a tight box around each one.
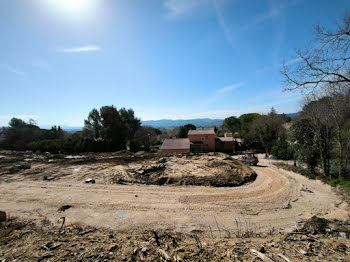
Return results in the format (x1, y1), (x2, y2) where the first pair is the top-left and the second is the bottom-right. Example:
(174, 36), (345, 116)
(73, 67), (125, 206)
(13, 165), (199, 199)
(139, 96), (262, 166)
(142, 118), (224, 128)
(36, 112), (301, 131)
(286, 112), (301, 119)
(142, 112), (301, 128)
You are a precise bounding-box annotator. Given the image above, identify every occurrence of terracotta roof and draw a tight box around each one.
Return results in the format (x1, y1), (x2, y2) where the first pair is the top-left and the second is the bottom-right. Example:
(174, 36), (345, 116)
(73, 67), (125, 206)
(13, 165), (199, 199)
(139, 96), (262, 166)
(218, 137), (234, 142)
(161, 138), (190, 150)
(188, 129), (215, 135)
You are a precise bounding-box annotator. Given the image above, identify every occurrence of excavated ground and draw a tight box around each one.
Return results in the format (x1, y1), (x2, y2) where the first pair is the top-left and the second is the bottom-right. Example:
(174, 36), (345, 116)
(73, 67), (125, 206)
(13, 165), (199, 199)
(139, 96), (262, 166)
(0, 151), (348, 236)
(0, 151), (256, 187)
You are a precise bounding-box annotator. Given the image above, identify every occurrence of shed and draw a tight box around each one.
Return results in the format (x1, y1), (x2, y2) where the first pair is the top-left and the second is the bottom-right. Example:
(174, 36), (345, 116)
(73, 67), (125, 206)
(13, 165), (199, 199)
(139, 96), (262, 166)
(161, 138), (190, 153)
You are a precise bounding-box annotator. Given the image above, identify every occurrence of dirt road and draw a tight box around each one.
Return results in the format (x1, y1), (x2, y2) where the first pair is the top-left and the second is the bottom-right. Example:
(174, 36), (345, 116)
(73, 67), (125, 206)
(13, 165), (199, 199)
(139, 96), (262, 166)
(0, 158), (348, 235)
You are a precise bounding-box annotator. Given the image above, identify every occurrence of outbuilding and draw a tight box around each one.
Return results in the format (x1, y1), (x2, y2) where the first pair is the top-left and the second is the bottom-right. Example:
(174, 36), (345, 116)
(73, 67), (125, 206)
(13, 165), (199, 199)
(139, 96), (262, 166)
(161, 138), (190, 154)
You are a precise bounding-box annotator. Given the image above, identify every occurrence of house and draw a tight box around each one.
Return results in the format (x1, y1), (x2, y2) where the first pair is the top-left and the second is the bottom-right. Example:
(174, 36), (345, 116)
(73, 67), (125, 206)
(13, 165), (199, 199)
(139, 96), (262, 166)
(215, 137), (235, 152)
(161, 138), (190, 153)
(188, 129), (216, 152)
(160, 129), (240, 154)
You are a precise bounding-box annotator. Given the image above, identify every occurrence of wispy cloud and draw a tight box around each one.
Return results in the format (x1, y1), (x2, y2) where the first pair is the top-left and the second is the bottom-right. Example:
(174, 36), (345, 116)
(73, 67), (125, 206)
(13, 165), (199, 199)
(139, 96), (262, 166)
(163, 0), (209, 19)
(213, 0), (236, 47)
(30, 59), (49, 69)
(207, 82), (244, 104)
(214, 0), (290, 48)
(284, 57), (302, 66)
(216, 82), (243, 96)
(1, 63), (24, 77)
(57, 45), (101, 53)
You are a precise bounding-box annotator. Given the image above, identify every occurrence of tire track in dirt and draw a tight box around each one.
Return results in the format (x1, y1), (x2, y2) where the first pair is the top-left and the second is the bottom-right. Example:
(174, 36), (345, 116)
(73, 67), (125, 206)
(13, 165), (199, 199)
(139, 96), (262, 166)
(0, 159), (347, 234)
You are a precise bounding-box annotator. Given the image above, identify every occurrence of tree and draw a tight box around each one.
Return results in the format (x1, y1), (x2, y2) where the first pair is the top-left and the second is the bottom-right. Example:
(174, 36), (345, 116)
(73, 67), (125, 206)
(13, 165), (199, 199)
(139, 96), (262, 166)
(290, 119), (320, 176)
(83, 105), (141, 151)
(302, 97), (334, 178)
(119, 107), (141, 142)
(238, 113), (260, 138)
(99, 105), (125, 150)
(223, 116), (240, 135)
(1, 118), (42, 150)
(322, 84), (350, 178)
(248, 111), (287, 154)
(281, 11), (350, 91)
(177, 124), (196, 138)
(83, 108), (102, 139)
(130, 126), (158, 152)
(178, 126), (188, 138)
(184, 124), (196, 131)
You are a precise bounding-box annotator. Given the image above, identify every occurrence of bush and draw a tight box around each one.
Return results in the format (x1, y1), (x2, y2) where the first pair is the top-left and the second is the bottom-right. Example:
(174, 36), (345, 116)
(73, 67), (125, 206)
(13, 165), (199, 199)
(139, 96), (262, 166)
(330, 177), (350, 190)
(28, 137), (112, 154)
(275, 163), (317, 179)
(271, 139), (294, 160)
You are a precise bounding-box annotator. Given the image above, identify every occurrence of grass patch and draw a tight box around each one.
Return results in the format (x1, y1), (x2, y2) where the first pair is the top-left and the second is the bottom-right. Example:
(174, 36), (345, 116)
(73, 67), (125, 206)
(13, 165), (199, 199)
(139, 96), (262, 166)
(330, 177), (350, 190)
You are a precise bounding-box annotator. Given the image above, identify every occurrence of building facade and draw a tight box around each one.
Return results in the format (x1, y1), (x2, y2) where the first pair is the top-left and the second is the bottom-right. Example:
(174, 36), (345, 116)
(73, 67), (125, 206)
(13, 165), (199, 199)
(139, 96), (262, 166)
(188, 130), (216, 152)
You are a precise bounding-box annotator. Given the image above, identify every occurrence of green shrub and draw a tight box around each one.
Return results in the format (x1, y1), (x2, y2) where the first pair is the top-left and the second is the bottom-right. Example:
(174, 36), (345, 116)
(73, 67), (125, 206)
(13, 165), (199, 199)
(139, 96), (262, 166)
(330, 177), (350, 190)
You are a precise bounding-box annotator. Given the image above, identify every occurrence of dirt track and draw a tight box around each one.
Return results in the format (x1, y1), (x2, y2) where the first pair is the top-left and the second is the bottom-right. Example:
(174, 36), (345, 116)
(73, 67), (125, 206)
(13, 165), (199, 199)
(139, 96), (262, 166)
(0, 158), (348, 235)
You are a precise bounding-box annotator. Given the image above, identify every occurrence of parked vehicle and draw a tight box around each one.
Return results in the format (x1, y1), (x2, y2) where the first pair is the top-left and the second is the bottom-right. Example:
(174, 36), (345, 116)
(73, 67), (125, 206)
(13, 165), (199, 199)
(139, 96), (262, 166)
(238, 152), (259, 166)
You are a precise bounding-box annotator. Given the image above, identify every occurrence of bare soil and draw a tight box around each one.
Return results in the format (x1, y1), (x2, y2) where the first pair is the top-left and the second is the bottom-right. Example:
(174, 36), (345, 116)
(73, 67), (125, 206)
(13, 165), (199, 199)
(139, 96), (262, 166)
(0, 151), (348, 234)
(0, 151), (349, 260)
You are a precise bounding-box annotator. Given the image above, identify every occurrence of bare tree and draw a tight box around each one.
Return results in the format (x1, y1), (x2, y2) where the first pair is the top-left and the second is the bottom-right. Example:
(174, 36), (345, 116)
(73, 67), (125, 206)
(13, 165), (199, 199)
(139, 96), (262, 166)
(322, 83), (350, 177)
(281, 11), (350, 91)
(301, 95), (334, 178)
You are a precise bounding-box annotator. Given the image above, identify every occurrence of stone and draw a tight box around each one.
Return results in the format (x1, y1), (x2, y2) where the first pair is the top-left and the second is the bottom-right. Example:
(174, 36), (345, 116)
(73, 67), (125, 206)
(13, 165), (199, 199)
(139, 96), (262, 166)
(0, 210), (7, 222)
(339, 232), (347, 238)
(85, 178), (96, 184)
(158, 157), (167, 163)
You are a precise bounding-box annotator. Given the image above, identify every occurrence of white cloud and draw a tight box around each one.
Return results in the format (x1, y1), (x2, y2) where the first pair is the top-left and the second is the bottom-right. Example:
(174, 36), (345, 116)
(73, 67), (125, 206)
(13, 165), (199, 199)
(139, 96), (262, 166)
(216, 82), (243, 96)
(1, 64), (24, 77)
(206, 82), (244, 105)
(57, 45), (101, 53)
(163, 0), (209, 18)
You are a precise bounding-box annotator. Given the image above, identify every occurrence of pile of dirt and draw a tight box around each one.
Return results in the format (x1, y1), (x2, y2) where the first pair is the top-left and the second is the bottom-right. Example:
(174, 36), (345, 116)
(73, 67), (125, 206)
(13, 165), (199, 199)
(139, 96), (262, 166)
(112, 153), (257, 187)
(296, 216), (350, 237)
(0, 151), (257, 187)
(0, 217), (349, 261)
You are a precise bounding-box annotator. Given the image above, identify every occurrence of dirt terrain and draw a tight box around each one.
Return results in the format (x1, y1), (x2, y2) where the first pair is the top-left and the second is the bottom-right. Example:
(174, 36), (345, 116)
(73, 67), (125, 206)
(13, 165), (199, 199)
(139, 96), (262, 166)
(1, 216), (349, 261)
(0, 151), (348, 235)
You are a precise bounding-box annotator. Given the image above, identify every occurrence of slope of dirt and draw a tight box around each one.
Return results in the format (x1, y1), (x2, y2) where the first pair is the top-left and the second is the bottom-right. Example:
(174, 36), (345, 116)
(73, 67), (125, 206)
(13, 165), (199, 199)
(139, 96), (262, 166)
(0, 217), (349, 261)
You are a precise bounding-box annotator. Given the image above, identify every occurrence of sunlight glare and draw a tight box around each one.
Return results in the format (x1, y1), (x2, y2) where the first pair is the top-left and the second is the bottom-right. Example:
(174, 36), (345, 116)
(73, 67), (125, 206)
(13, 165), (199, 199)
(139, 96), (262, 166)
(41, 0), (98, 21)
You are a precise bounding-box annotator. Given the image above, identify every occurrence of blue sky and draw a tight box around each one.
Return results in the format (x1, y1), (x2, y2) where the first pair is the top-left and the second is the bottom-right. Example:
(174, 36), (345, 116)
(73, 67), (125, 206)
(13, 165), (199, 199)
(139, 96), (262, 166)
(0, 0), (349, 127)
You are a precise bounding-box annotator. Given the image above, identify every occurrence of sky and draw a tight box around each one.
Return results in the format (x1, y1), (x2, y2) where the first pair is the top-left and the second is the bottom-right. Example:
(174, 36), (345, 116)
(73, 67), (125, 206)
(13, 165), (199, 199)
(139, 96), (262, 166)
(0, 0), (349, 127)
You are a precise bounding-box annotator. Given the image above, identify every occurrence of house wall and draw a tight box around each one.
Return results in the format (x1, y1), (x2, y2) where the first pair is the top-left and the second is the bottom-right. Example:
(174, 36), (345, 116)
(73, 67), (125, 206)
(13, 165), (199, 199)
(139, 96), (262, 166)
(190, 143), (202, 153)
(161, 148), (190, 154)
(188, 134), (215, 152)
(222, 141), (234, 152)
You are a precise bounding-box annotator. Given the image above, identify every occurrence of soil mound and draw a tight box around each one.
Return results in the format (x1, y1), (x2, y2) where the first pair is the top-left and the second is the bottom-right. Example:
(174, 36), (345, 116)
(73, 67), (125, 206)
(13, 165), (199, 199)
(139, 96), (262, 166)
(0, 151), (257, 187)
(113, 153), (257, 187)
